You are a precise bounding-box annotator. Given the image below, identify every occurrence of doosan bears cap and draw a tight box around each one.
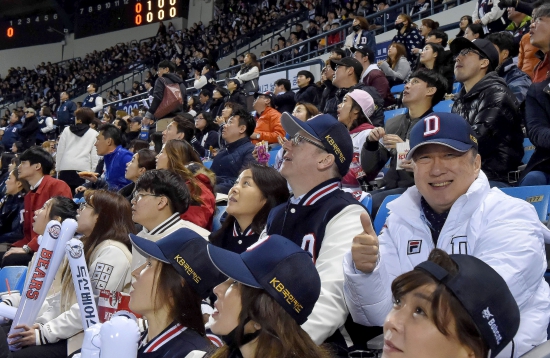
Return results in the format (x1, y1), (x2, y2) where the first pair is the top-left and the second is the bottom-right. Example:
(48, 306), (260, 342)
(207, 235), (321, 325)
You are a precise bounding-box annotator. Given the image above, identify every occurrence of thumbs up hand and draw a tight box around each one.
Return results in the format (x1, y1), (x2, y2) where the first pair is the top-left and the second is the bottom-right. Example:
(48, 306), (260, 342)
(351, 213), (379, 274)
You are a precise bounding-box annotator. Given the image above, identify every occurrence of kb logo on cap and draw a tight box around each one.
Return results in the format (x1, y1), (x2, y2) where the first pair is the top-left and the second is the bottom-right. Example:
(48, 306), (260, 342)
(423, 115), (440, 137)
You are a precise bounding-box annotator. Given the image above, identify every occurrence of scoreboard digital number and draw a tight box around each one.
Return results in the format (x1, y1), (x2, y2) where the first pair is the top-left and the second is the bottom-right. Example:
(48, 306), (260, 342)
(75, 0), (180, 39)
(0, 13), (66, 50)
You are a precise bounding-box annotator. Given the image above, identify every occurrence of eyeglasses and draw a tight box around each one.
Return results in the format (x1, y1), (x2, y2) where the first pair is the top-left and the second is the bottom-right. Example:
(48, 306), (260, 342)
(131, 191), (160, 203)
(290, 134), (326, 151)
(457, 48), (487, 59)
(79, 202), (94, 212)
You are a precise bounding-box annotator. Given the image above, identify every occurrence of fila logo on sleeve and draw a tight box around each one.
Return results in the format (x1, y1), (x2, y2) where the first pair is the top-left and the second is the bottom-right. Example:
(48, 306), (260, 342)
(407, 240), (422, 255)
(423, 115), (440, 137)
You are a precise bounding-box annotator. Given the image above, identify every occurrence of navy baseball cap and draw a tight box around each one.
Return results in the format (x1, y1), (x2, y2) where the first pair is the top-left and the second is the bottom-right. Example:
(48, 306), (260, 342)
(130, 228), (226, 299)
(415, 255), (520, 358)
(281, 112), (353, 177)
(330, 57), (364, 82)
(207, 235), (321, 325)
(351, 45), (375, 61)
(450, 37), (499, 72)
(406, 112), (478, 160)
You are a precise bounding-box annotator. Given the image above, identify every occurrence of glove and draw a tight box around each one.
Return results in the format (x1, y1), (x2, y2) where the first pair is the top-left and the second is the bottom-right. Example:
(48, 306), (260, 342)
(498, 0), (516, 9)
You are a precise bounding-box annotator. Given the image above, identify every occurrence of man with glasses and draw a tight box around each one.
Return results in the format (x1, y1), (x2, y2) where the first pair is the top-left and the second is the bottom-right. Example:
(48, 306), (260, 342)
(530, 3), (550, 82)
(450, 37), (523, 187)
(263, 113), (370, 351)
(210, 108), (256, 194)
(19, 107), (39, 150)
(130, 169), (209, 271)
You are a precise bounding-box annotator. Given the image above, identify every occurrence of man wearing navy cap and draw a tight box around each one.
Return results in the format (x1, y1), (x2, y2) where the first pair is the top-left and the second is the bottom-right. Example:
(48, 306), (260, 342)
(450, 37), (524, 187)
(344, 112), (550, 356)
(263, 113), (371, 350)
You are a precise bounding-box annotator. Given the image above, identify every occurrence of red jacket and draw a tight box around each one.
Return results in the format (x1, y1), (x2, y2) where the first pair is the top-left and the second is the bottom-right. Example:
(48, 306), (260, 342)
(253, 107), (285, 144)
(14, 175), (72, 251)
(181, 173), (216, 230)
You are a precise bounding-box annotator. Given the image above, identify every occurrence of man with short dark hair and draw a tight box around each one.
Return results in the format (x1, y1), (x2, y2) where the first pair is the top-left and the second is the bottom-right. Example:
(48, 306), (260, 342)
(530, 2), (550, 82)
(211, 108), (256, 193)
(506, 6), (531, 45)
(1, 111), (22, 150)
(91, 124), (133, 191)
(131, 169), (209, 270)
(145, 60), (187, 121)
(162, 115), (195, 143)
(199, 89), (212, 112)
(352, 45), (393, 106)
(295, 23), (308, 40)
(272, 78), (296, 114)
(425, 29), (454, 67)
(329, 48), (346, 60)
(487, 31), (532, 102)
(326, 57), (385, 126)
(3, 147), (72, 266)
(225, 78), (247, 108)
(126, 117), (142, 143)
(193, 64), (217, 92)
(294, 70), (320, 106)
(451, 38), (524, 186)
(82, 82), (103, 113)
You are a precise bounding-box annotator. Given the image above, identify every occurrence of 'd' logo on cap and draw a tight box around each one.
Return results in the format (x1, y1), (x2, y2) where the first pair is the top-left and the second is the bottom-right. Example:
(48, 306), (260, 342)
(424, 115), (440, 137)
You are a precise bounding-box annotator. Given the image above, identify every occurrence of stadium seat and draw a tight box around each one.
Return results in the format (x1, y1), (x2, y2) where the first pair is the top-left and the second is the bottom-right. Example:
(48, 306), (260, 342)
(373, 194), (401, 234)
(499, 186), (550, 222)
(433, 100), (454, 113)
(452, 82), (462, 94)
(268, 149), (279, 167)
(390, 84), (405, 94)
(384, 108), (408, 124)
(212, 206), (227, 232)
(380, 159), (391, 176)
(523, 138), (535, 164)
(361, 194), (373, 214)
(519, 339), (550, 357)
(0, 266), (28, 294)
(203, 161), (213, 169)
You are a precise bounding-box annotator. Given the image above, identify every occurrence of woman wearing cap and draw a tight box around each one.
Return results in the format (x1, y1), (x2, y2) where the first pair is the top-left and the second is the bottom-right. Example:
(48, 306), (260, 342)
(385, 248), (520, 357)
(205, 235), (332, 358)
(209, 164), (289, 254)
(8, 190), (134, 357)
(378, 42), (411, 87)
(129, 228), (225, 357)
(192, 112), (220, 158)
(156, 139), (216, 230)
(337, 90), (375, 191)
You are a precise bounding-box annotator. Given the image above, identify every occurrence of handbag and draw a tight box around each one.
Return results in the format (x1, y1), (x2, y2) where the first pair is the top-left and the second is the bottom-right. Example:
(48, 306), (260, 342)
(153, 77), (183, 119)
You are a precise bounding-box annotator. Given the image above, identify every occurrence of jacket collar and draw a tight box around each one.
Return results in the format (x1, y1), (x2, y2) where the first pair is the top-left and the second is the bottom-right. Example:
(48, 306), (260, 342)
(104, 145), (123, 159)
(295, 178), (341, 206)
(147, 212), (182, 235)
(226, 137), (251, 150)
(140, 321), (187, 353)
(233, 221), (254, 237)
(387, 171), (490, 231)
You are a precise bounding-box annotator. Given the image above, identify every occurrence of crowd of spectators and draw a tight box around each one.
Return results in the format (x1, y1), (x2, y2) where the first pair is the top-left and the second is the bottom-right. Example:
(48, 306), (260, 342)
(0, 0), (549, 357)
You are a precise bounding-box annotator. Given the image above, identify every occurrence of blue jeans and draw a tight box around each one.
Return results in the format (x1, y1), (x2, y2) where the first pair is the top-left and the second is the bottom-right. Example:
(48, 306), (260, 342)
(520, 171), (550, 186)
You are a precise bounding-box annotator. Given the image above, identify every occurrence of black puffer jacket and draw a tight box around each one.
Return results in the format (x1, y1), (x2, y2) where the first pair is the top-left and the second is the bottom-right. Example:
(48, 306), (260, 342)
(325, 82), (385, 127)
(452, 72), (524, 182)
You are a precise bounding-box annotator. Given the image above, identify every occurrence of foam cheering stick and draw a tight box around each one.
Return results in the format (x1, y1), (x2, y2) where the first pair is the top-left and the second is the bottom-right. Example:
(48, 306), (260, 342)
(65, 238), (99, 329)
(8, 219), (77, 350)
(99, 315), (140, 358)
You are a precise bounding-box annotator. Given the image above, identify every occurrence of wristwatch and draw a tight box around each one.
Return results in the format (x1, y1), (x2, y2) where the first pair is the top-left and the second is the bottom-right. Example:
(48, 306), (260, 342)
(22, 245), (31, 254)
(256, 133), (261, 139)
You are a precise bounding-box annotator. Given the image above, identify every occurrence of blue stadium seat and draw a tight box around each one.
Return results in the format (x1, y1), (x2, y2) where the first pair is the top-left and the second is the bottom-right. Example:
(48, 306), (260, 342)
(0, 266), (27, 294)
(212, 206), (227, 232)
(373, 194), (401, 234)
(452, 82), (462, 94)
(268, 149), (279, 167)
(499, 186), (550, 222)
(384, 108), (408, 124)
(433, 100), (454, 113)
(390, 84), (405, 94)
(523, 138), (535, 164)
(361, 194), (373, 214)
(203, 161), (213, 169)
(380, 159), (391, 175)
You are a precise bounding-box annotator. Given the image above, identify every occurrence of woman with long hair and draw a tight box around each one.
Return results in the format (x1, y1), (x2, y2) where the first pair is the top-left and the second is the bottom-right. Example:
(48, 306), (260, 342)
(7, 191), (135, 357)
(412, 19), (440, 55)
(337, 89), (376, 191)
(378, 42), (411, 87)
(209, 164), (289, 253)
(344, 16), (376, 52)
(188, 96), (201, 117)
(456, 15), (472, 38)
(205, 235), (331, 358)
(119, 149), (157, 201)
(234, 53), (260, 109)
(192, 112), (220, 157)
(0, 169), (29, 244)
(129, 228), (226, 357)
(391, 14), (423, 65)
(38, 106), (55, 142)
(385, 249), (519, 357)
(156, 139), (216, 230)
(417, 43), (454, 93)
